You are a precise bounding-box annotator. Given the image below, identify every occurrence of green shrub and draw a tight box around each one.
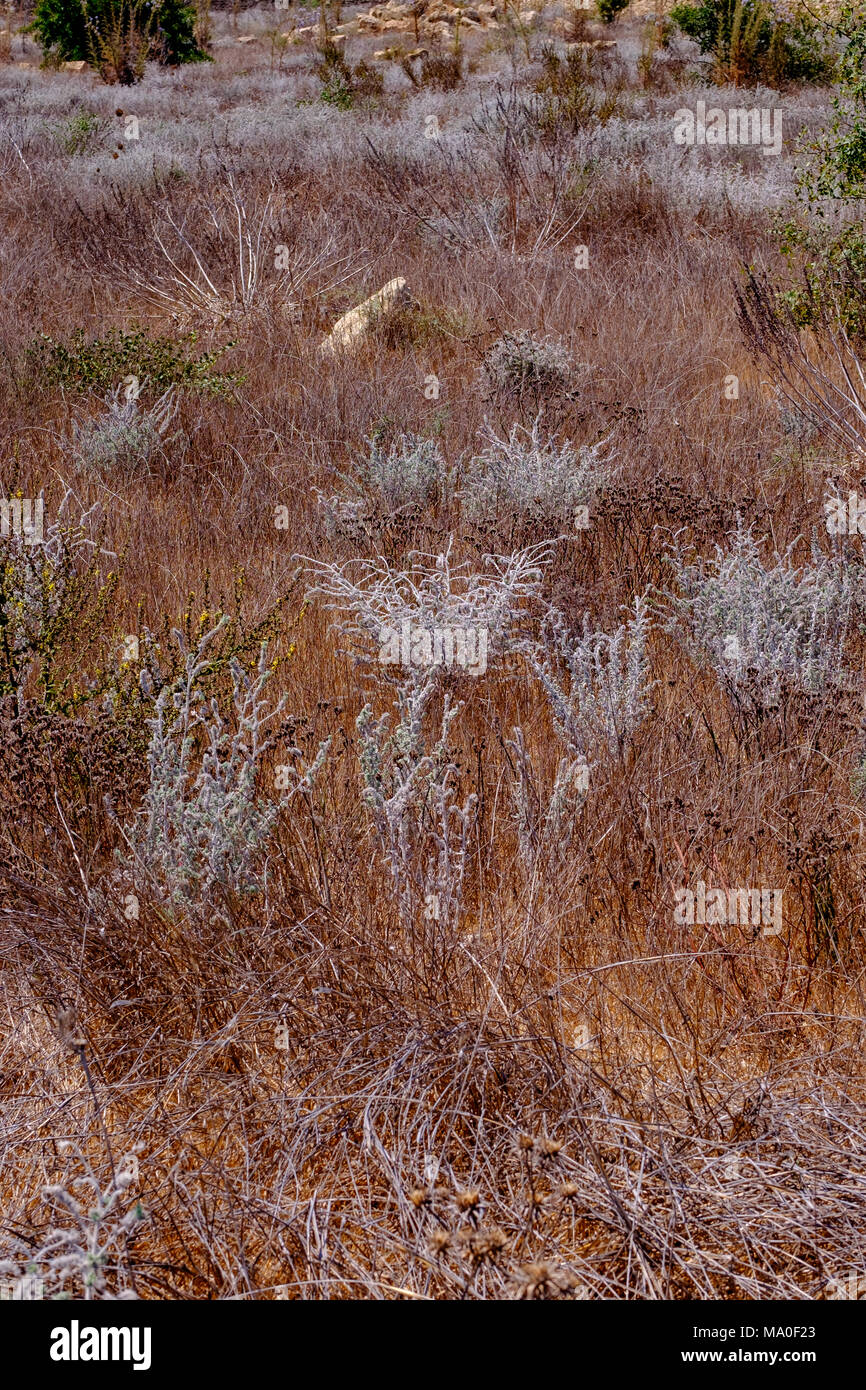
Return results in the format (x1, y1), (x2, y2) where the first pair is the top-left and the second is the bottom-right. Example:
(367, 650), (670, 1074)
(32, 0), (208, 79)
(30, 327), (243, 397)
(532, 44), (623, 132)
(597, 0), (629, 23)
(315, 43), (384, 109)
(670, 0), (837, 85)
(56, 110), (107, 155)
(774, 218), (866, 341)
(798, 3), (866, 202)
(768, 4), (866, 339)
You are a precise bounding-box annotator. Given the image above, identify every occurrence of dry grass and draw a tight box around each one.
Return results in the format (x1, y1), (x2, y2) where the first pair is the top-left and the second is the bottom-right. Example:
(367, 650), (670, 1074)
(0, 2), (864, 1302)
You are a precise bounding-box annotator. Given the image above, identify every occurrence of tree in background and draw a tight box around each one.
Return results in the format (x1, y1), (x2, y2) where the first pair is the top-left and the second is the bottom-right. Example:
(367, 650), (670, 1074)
(670, 0), (837, 85)
(33, 0), (209, 81)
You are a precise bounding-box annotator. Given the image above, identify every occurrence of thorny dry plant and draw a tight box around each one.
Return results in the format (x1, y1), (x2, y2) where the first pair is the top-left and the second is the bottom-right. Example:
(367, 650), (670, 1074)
(0, 3), (865, 1304)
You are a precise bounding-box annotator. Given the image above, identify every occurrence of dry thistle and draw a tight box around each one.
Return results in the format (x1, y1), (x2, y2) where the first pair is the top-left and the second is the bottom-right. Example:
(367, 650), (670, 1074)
(429, 1229), (451, 1256)
(514, 1262), (577, 1300)
(408, 1188), (431, 1209)
(539, 1137), (564, 1159)
(468, 1227), (508, 1260)
(455, 1190), (480, 1213)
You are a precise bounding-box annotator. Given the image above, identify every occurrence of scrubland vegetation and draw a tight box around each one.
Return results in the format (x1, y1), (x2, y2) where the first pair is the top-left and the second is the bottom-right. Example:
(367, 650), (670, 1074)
(0, 0), (865, 1301)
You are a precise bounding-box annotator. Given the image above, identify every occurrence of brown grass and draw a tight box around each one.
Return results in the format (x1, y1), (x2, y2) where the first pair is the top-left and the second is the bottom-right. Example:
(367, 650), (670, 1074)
(0, 4), (864, 1301)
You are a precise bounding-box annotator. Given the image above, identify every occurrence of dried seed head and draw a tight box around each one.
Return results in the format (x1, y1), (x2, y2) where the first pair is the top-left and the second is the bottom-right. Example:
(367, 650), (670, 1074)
(470, 1227), (508, 1258)
(408, 1188), (430, 1209)
(515, 1262), (575, 1299)
(56, 1009), (85, 1050)
(429, 1229), (451, 1254)
(456, 1189), (480, 1211)
(518, 1134), (535, 1151)
(540, 1138), (564, 1157)
(559, 1182), (579, 1199)
(521, 1262), (551, 1292)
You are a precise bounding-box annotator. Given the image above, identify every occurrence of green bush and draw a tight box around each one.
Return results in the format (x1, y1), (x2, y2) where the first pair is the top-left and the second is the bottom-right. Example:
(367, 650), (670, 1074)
(597, 0), (629, 21)
(315, 43), (385, 109)
(33, 0), (208, 77)
(774, 219), (866, 341)
(798, 3), (866, 201)
(56, 110), (106, 155)
(767, 5), (866, 340)
(737, 7), (866, 454)
(670, 0), (837, 85)
(30, 327), (243, 397)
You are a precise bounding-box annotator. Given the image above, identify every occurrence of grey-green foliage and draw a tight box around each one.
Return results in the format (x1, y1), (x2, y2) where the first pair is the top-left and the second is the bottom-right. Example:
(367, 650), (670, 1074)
(531, 594), (654, 762)
(0, 1143), (143, 1301)
(127, 619), (308, 902)
(72, 384), (178, 475)
(305, 540), (551, 922)
(317, 433), (450, 538)
(462, 417), (615, 526)
(667, 519), (859, 707)
(356, 432), (449, 512)
(356, 688), (475, 928)
(304, 537), (552, 686)
(481, 330), (572, 400)
(512, 596), (653, 862)
(0, 490), (104, 702)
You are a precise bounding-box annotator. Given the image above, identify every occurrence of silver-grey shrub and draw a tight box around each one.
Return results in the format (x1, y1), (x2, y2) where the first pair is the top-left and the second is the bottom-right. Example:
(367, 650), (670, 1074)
(515, 596), (654, 860)
(303, 537), (552, 683)
(126, 619), (318, 903)
(481, 330), (571, 399)
(358, 432), (449, 512)
(530, 594), (654, 762)
(667, 520), (859, 709)
(356, 689), (476, 930)
(0, 1143), (143, 1301)
(305, 540), (552, 921)
(72, 384), (178, 476)
(462, 417), (615, 527)
(316, 433), (451, 539)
